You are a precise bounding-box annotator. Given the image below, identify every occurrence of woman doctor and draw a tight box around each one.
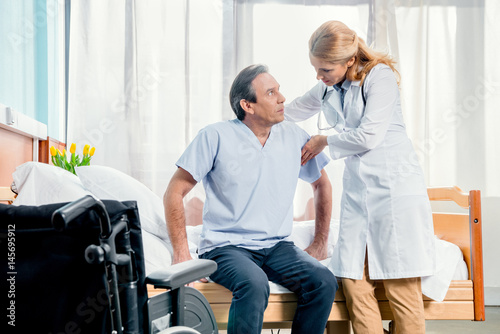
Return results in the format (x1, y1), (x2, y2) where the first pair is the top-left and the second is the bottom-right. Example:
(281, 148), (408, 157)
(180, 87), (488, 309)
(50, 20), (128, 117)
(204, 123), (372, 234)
(285, 21), (435, 334)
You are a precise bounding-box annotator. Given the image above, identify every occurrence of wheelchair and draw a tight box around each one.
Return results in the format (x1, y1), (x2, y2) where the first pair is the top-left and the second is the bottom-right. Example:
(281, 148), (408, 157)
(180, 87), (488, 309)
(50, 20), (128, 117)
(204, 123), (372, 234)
(0, 195), (218, 334)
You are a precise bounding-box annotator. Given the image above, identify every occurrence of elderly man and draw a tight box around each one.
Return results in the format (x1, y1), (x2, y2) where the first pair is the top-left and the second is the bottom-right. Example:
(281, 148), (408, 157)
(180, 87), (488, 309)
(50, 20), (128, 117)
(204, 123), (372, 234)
(164, 64), (337, 334)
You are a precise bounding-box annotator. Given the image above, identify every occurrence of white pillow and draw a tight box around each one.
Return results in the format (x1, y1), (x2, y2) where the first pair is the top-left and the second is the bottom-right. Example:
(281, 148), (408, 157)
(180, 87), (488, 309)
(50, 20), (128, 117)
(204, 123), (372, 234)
(141, 229), (172, 275)
(290, 219), (339, 258)
(75, 165), (171, 247)
(12, 162), (91, 206)
(421, 236), (464, 302)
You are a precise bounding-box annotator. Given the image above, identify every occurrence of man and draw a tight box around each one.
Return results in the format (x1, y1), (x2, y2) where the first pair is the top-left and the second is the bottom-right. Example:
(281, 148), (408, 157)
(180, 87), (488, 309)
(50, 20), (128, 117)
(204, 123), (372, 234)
(164, 64), (337, 334)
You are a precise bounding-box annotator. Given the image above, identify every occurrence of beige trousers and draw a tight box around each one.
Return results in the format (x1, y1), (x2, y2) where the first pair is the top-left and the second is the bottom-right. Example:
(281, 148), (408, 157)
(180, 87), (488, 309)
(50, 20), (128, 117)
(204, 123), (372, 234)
(342, 258), (425, 334)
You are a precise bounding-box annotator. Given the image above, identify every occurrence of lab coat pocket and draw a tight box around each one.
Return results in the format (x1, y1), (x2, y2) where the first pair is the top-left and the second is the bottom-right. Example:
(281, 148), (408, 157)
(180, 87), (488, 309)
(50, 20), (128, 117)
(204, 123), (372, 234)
(390, 165), (427, 197)
(344, 104), (364, 128)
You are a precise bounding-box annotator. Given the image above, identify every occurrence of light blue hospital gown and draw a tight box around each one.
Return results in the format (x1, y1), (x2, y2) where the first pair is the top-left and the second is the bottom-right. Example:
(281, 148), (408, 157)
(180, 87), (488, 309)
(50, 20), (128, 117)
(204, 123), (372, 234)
(176, 119), (329, 255)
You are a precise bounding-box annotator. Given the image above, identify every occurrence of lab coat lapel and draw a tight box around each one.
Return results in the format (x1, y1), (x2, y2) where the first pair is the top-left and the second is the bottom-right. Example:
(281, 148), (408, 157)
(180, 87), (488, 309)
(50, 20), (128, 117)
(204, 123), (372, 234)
(324, 89), (345, 131)
(342, 82), (362, 129)
(343, 87), (353, 111)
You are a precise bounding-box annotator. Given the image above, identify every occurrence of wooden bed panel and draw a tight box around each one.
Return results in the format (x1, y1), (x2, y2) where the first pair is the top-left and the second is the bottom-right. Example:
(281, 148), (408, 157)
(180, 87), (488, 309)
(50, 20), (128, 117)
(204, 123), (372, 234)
(178, 280), (474, 304)
(0, 187), (16, 204)
(427, 186), (469, 208)
(432, 213), (471, 277)
(174, 291), (474, 324)
(0, 126), (33, 187)
(39, 137), (66, 164)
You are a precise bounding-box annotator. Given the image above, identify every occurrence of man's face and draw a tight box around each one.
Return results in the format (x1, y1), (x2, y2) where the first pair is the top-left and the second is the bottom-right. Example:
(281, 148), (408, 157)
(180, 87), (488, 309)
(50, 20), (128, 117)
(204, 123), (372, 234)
(248, 73), (286, 126)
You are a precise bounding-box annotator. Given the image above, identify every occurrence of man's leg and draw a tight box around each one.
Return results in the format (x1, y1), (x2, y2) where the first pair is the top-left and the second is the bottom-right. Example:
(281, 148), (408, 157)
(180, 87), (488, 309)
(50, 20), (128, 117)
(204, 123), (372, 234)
(342, 258), (384, 334)
(383, 277), (425, 334)
(200, 246), (269, 334)
(262, 241), (338, 334)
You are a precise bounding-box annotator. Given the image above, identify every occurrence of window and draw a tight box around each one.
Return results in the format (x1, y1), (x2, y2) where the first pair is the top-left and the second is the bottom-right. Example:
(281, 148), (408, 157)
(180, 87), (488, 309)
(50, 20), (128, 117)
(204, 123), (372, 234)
(0, 0), (65, 141)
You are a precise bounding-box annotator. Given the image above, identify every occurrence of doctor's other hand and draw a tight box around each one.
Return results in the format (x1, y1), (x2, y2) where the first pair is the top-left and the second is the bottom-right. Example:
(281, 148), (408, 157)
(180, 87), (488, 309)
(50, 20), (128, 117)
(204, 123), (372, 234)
(301, 135), (328, 165)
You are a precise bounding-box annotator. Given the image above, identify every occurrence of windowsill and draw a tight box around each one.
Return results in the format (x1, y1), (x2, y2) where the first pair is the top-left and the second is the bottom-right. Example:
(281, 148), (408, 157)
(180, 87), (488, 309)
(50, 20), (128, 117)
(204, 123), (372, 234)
(0, 104), (47, 140)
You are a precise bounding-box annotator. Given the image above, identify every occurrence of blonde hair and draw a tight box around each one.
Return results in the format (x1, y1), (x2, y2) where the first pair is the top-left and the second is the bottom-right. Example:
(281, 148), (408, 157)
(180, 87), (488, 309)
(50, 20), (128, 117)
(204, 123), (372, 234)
(309, 21), (399, 85)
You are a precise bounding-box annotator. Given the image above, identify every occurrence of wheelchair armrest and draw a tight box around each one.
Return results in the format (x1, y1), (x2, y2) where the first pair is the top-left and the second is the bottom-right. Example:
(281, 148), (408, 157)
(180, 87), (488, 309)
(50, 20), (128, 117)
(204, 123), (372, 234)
(146, 259), (217, 290)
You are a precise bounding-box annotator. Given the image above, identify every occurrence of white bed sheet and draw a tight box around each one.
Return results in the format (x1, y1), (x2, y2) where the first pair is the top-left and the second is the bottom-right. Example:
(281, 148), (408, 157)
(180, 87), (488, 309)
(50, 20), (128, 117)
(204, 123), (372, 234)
(143, 219), (468, 302)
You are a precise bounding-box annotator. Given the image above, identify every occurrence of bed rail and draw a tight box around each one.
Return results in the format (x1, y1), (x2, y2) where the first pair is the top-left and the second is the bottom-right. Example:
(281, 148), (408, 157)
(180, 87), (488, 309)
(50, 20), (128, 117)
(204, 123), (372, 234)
(427, 186), (484, 321)
(0, 186), (15, 204)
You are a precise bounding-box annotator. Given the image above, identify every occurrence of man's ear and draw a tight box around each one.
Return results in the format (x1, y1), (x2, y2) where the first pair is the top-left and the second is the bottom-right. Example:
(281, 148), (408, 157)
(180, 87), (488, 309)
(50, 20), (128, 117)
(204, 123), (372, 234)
(240, 99), (254, 115)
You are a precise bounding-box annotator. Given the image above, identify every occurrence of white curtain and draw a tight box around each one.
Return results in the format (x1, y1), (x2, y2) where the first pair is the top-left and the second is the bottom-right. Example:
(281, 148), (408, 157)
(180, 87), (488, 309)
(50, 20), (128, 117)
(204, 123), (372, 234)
(68, 0), (231, 201)
(67, 0), (500, 300)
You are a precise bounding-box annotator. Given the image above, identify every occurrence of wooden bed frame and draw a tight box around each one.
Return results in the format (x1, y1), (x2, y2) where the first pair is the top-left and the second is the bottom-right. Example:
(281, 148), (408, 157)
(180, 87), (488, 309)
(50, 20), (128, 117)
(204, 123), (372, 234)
(146, 186), (485, 333)
(0, 183), (484, 332)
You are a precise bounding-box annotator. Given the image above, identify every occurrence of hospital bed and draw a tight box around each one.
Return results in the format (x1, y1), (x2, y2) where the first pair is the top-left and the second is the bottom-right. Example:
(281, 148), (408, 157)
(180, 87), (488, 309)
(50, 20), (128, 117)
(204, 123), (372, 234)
(1, 180), (483, 333)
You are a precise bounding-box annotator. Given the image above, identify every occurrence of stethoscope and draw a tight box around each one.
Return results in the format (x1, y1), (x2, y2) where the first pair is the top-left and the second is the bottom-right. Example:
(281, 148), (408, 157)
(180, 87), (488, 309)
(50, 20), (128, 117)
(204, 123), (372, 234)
(317, 82), (365, 131)
(317, 87), (340, 131)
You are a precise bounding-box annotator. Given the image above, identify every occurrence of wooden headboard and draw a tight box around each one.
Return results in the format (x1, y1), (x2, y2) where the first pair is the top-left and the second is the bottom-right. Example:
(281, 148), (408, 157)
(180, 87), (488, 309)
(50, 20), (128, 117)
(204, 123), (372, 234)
(0, 125), (33, 187)
(0, 125), (65, 188)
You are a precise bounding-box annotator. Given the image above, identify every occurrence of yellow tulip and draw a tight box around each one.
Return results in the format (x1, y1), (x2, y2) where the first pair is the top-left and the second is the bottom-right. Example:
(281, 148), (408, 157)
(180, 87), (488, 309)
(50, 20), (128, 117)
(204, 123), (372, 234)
(70, 143), (76, 154)
(89, 147), (96, 156)
(57, 149), (63, 156)
(50, 146), (57, 156)
(62, 149), (67, 157)
(83, 144), (90, 155)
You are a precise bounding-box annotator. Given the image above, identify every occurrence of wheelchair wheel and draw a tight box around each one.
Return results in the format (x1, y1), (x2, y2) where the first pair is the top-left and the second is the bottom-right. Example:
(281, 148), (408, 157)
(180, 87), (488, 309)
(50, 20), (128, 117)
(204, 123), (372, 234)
(158, 326), (201, 334)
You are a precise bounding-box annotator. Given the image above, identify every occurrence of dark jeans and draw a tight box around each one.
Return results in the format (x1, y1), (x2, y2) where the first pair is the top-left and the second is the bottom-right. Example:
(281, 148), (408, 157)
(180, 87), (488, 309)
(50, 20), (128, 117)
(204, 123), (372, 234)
(200, 241), (338, 334)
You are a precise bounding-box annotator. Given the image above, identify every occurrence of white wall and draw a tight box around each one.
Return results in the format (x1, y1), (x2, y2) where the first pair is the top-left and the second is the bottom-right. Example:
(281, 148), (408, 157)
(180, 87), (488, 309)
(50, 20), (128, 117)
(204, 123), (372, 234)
(482, 197), (500, 305)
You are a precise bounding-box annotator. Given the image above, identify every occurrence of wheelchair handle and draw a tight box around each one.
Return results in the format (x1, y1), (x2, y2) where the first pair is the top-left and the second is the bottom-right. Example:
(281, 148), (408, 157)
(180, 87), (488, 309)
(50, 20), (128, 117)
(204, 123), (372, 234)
(52, 195), (112, 237)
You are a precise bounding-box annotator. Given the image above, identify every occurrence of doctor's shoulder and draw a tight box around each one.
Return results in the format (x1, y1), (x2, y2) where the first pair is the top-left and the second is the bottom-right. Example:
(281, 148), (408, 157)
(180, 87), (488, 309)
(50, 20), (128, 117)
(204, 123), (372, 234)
(364, 63), (399, 87)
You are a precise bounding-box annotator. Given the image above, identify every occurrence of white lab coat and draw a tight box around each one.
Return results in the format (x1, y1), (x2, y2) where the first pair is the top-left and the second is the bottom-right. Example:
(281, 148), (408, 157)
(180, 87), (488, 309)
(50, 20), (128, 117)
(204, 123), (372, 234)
(286, 64), (435, 279)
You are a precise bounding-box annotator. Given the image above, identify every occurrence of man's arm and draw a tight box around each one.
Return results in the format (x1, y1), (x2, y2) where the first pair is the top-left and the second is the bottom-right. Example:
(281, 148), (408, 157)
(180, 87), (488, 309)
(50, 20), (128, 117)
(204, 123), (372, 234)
(303, 169), (332, 261)
(163, 167), (197, 264)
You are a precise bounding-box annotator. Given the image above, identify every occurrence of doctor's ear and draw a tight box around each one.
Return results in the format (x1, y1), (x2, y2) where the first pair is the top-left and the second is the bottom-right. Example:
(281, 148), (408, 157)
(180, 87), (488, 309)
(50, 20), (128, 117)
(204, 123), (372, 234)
(347, 56), (356, 68)
(240, 99), (254, 114)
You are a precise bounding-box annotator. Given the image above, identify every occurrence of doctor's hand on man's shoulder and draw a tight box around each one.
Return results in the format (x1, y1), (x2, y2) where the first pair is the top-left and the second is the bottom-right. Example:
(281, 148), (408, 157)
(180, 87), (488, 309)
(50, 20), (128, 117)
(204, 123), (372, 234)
(301, 135), (328, 165)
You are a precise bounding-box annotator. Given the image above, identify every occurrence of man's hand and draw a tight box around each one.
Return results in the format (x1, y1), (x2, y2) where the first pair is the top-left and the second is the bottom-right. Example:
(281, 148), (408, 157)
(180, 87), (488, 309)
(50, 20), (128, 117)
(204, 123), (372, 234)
(172, 253), (210, 285)
(172, 252), (194, 266)
(301, 135), (328, 165)
(304, 239), (328, 261)
(164, 168), (210, 285)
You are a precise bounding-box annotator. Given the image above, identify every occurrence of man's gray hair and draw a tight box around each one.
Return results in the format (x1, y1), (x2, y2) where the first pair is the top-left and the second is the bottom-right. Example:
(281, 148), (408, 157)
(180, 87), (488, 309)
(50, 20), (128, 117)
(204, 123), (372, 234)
(229, 64), (269, 121)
